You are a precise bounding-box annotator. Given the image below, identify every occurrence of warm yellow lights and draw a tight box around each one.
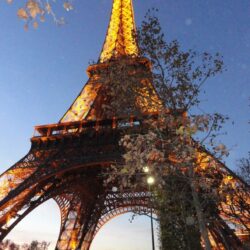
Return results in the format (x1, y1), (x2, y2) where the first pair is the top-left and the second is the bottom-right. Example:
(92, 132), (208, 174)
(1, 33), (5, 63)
(69, 230), (78, 249)
(144, 167), (155, 186)
(147, 176), (155, 185)
(61, 81), (101, 122)
(0, 167), (36, 201)
(196, 152), (211, 170)
(143, 166), (149, 173)
(0, 179), (9, 199)
(100, 0), (139, 62)
(60, 0), (163, 123)
(70, 240), (77, 250)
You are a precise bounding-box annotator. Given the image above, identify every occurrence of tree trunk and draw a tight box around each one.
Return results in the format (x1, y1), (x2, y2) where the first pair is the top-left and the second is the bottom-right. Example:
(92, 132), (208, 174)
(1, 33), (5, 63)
(189, 176), (212, 250)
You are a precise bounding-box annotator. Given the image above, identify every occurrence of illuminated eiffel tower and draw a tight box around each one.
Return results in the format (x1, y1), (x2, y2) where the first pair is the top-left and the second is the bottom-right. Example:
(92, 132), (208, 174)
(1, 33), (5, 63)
(0, 0), (249, 249)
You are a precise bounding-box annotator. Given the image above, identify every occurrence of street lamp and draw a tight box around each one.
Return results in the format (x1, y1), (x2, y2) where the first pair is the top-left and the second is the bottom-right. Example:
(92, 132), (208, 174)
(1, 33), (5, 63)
(147, 176), (155, 185)
(143, 166), (149, 173)
(147, 176), (155, 250)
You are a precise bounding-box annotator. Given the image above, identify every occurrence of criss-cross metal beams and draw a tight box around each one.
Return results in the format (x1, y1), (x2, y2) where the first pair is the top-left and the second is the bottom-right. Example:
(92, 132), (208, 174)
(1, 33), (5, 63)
(208, 216), (243, 249)
(94, 191), (152, 236)
(60, 57), (162, 123)
(0, 119), (249, 249)
(100, 0), (139, 63)
(55, 190), (151, 250)
(55, 194), (97, 250)
(0, 122), (153, 250)
(54, 175), (107, 250)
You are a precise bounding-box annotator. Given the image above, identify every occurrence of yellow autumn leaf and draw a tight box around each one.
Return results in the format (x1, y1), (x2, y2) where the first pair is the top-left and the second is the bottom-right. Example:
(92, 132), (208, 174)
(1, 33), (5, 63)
(40, 15), (45, 22)
(63, 2), (73, 11)
(33, 21), (38, 29)
(24, 24), (29, 31)
(17, 8), (28, 20)
(27, 0), (41, 19)
(176, 126), (184, 135)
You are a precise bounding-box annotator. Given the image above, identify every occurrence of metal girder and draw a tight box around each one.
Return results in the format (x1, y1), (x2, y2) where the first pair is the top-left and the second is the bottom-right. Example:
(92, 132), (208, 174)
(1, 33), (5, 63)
(0, 127), (152, 249)
(99, 0), (139, 63)
(0, 125), (249, 249)
(60, 57), (162, 123)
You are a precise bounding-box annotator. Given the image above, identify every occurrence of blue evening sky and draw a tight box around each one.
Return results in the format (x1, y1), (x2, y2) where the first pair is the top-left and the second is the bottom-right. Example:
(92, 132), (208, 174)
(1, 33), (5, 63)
(0, 0), (249, 249)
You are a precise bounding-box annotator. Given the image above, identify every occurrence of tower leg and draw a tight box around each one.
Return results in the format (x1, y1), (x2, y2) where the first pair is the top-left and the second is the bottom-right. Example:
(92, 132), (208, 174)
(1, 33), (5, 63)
(56, 191), (106, 250)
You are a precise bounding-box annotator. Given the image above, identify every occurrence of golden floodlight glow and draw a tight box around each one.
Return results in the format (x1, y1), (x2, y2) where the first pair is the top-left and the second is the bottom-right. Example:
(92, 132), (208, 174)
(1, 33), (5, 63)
(60, 0), (163, 123)
(70, 240), (77, 250)
(143, 166), (149, 173)
(69, 230), (78, 249)
(61, 82), (101, 122)
(100, 0), (139, 62)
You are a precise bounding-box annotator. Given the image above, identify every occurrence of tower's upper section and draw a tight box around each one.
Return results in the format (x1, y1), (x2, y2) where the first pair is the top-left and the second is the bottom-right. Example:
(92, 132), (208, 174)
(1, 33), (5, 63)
(99, 0), (139, 63)
(59, 0), (161, 123)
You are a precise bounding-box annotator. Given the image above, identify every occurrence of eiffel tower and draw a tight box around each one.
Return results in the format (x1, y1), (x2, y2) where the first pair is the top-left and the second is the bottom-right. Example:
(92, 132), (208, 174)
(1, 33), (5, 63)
(0, 0), (249, 249)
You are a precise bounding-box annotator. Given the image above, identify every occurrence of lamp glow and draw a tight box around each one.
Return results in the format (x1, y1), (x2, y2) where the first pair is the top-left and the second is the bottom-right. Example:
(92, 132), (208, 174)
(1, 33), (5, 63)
(147, 176), (155, 185)
(143, 166), (149, 173)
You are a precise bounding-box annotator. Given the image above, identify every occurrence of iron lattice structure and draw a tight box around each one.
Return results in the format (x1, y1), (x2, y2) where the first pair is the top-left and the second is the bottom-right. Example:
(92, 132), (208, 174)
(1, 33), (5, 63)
(0, 0), (249, 249)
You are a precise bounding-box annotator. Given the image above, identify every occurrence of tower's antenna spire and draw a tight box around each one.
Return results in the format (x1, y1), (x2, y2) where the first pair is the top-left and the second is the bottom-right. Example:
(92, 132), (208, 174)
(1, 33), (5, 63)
(99, 0), (139, 62)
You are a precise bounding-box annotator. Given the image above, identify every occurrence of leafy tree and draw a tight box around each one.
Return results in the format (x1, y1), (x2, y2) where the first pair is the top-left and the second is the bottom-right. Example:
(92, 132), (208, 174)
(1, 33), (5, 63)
(38, 242), (50, 250)
(105, 10), (249, 250)
(29, 241), (39, 250)
(5, 0), (74, 30)
(0, 240), (50, 250)
(237, 153), (250, 185)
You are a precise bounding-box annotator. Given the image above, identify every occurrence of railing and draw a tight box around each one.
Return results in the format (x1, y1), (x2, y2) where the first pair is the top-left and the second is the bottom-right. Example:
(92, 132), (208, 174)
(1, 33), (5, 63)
(32, 116), (148, 138)
(31, 110), (186, 139)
